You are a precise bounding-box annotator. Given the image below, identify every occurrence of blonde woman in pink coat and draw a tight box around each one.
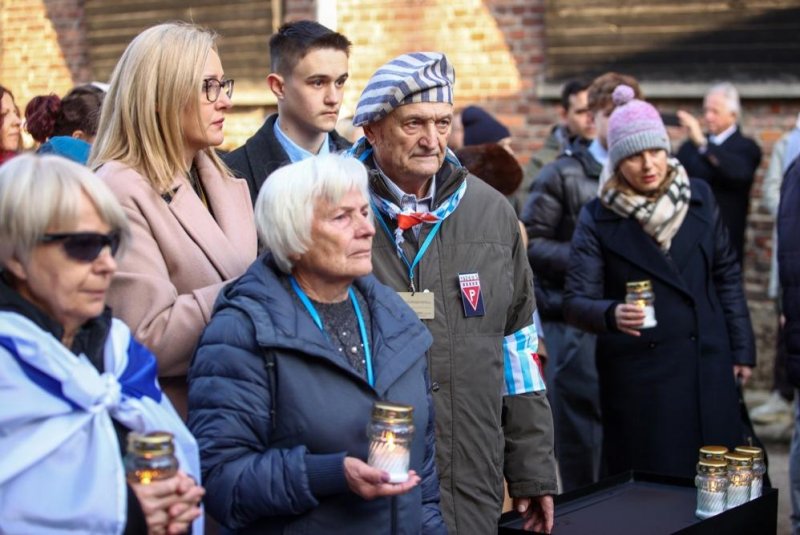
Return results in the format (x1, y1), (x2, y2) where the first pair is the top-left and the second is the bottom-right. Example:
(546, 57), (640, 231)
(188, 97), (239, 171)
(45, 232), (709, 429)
(90, 22), (257, 416)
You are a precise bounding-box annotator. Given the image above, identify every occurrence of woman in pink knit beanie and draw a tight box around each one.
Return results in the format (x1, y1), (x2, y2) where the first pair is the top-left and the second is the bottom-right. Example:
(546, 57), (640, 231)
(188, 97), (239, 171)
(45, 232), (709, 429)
(561, 85), (759, 480)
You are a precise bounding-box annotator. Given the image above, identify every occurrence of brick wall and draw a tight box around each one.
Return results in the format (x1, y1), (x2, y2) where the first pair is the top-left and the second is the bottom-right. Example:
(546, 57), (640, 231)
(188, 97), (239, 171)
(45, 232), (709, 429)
(284, 0), (316, 22)
(338, 0), (531, 131)
(1, 0), (792, 386)
(0, 0), (85, 139)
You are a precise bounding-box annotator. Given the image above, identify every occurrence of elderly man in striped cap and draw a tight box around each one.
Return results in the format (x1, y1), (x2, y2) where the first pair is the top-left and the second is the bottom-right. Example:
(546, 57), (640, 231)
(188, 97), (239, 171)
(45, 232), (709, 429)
(349, 52), (557, 534)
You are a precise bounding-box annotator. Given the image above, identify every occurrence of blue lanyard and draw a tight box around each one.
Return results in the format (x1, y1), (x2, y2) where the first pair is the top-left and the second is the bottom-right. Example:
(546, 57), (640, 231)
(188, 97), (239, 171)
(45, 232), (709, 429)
(371, 200), (443, 293)
(289, 277), (374, 386)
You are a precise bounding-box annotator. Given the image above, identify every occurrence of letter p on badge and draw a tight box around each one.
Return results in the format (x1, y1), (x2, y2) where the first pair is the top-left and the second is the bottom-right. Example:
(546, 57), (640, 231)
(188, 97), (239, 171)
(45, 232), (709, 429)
(458, 272), (485, 317)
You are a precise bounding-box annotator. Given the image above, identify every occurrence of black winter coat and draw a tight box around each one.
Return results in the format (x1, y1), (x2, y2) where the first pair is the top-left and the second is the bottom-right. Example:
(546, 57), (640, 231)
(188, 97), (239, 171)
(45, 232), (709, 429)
(676, 128), (762, 262)
(778, 158), (800, 386)
(188, 255), (445, 534)
(521, 141), (602, 319)
(222, 114), (353, 204)
(563, 179), (755, 479)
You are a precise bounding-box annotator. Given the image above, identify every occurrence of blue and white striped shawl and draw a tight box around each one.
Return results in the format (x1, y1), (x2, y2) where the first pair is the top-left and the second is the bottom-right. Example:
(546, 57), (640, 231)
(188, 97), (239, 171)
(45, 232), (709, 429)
(0, 312), (202, 534)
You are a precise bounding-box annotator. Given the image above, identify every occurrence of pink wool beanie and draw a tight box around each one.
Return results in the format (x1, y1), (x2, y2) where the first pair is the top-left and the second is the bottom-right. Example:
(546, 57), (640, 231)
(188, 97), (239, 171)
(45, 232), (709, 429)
(607, 85), (670, 170)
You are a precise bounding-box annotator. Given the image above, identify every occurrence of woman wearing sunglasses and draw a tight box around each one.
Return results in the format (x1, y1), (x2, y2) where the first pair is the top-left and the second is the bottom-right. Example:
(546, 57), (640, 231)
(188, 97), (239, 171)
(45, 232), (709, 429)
(0, 154), (204, 534)
(90, 22), (257, 417)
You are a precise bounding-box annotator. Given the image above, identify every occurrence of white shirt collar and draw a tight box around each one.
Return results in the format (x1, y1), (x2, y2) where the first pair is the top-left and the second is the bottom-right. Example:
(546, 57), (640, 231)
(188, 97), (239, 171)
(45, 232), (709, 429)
(273, 117), (330, 162)
(588, 138), (608, 166)
(709, 123), (738, 146)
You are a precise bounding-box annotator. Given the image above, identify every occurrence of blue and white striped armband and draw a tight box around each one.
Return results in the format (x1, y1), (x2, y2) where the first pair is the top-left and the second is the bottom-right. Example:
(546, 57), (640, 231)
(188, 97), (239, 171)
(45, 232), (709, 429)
(502, 322), (546, 396)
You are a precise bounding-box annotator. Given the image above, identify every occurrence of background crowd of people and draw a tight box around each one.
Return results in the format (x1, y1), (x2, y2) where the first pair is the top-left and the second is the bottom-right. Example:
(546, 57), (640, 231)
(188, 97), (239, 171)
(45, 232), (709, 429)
(0, 14), (796, 535)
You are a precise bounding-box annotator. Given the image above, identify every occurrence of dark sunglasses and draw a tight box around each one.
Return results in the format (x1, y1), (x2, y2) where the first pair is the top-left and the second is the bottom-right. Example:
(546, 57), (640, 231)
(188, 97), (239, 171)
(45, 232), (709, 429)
(40, 231), (121, 262)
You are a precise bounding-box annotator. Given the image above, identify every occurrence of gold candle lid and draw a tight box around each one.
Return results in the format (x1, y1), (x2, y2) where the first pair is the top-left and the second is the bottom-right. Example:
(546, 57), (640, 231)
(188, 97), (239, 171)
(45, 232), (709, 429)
(371, 401), (414, 424)
(724, 452), (753, 469)
(127, 431), (175, 456)
(699, 445), (729, 460)
(697, 459), (727, 476)
(626, 280), (652, 292)
(734, 445), (763, 461)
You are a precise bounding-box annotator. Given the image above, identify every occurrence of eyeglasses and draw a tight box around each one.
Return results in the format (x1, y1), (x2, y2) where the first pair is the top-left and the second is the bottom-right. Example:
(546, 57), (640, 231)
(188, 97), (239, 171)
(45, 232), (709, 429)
(40, 231), (121, 262)
(202, 78), (234, 103)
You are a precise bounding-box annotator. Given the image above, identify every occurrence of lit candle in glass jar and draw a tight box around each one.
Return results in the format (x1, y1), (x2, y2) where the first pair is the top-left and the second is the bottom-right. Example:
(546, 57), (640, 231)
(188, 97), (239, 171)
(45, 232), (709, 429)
(367, 401), (415, 483)
(625, 280), (657, 328)
(695, 459), (728, 519)
(124, 431), (179, 484)
(735, 446), (765, 499)
(724, 452), (753, 509)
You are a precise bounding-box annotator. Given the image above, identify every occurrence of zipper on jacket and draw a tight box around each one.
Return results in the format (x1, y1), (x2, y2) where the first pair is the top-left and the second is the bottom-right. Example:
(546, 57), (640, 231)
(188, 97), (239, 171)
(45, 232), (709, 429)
(261, 348), (277, 431)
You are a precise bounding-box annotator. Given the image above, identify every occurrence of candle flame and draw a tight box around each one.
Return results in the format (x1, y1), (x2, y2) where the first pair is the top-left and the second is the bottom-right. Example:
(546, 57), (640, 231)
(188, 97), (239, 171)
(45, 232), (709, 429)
(386, 431), (395, 451)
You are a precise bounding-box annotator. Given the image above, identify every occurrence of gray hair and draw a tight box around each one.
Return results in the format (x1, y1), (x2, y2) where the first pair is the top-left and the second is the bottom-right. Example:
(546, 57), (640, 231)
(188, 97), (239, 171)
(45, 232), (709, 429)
(255, 153), (370, 273)
(705, 82), (741, 117)
(0, 154), (131, 265)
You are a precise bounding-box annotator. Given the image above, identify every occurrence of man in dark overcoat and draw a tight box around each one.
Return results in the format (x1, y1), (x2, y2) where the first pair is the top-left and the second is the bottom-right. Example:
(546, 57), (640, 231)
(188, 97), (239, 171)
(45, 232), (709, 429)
(676, 82), (762, 263)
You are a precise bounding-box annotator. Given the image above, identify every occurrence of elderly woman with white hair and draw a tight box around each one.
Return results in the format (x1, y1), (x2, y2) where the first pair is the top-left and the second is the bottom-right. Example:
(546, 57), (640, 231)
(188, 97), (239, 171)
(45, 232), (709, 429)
(187, 153), (445, 534)
(0, 154), (204, 534)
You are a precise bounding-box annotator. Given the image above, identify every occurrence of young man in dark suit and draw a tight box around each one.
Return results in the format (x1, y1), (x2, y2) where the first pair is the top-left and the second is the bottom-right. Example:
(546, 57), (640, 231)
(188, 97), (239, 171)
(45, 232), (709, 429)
(223, 20), (353, 203)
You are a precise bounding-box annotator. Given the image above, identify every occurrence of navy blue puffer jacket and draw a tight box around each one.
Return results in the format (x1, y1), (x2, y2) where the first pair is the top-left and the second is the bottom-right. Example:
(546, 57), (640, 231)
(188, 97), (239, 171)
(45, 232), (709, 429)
(188, 254), (445, 534)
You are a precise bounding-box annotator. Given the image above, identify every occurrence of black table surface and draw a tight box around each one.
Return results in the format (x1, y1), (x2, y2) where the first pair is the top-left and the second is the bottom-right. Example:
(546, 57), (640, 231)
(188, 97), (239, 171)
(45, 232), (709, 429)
(499, 471), (777, 535)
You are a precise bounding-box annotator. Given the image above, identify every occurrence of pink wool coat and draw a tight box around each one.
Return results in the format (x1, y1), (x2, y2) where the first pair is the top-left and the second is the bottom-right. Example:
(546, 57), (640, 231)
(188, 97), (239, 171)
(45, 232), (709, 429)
(96, 152), (257, 416)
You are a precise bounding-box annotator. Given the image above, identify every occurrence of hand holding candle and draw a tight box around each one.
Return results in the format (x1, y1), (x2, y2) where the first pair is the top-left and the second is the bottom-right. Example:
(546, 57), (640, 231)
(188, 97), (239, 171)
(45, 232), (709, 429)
(614, 304), (647, 337)
(343, 457), (420, 500)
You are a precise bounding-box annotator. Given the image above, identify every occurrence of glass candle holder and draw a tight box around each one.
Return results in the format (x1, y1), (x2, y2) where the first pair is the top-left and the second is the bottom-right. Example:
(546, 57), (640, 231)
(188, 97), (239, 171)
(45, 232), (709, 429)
(695, 459), (728, 519)
(124, 431), (179, 484)
(625, 280), (657, 328)
(724, 452), (753, 509)
(367, 401), (415, 483)
(735, 446), (765, 499)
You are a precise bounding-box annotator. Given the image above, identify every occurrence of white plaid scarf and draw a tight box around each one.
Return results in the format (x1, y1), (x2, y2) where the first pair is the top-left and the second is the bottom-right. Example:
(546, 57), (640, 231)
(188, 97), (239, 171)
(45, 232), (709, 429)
(600, 158), (691, 251)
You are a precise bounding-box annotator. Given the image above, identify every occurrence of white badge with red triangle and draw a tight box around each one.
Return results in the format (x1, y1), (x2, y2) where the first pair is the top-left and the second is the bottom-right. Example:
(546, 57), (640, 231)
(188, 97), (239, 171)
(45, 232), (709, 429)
(458, 272), (485, 317)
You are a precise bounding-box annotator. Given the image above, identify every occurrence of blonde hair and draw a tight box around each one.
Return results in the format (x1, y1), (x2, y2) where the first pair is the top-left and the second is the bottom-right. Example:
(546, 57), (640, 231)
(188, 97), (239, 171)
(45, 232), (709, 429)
(0, 154), (131, 265)
(255, 154), (370, 273)
(89, 22), (229, 193)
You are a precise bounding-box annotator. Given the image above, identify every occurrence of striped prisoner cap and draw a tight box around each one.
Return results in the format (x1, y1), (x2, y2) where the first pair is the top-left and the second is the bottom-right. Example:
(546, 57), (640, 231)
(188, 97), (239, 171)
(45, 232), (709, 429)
(352, 52), (455, 126)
